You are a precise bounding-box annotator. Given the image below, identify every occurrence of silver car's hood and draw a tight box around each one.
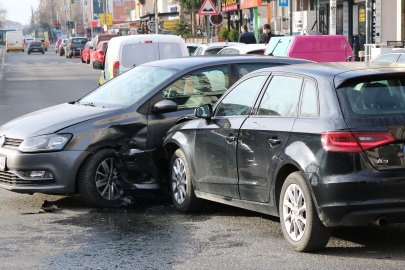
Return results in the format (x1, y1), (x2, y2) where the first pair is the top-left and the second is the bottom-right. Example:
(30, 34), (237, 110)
(0, 103), (117, 139)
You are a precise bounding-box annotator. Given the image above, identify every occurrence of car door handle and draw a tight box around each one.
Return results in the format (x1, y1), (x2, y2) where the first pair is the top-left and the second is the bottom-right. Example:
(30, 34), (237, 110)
(268, 138), (281, 147)
(226, 136), (237, 142)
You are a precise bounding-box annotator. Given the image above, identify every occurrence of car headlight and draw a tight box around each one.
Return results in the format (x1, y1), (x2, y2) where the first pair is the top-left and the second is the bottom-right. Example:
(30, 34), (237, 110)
(18, 134), (72, 153)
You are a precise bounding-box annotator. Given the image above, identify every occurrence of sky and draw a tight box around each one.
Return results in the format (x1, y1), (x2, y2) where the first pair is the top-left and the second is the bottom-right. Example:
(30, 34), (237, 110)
(1, 0), (38, 25)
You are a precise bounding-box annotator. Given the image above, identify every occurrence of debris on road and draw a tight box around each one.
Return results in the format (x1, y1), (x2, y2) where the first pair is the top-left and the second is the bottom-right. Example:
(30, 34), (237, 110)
(19, 200), (61, 215)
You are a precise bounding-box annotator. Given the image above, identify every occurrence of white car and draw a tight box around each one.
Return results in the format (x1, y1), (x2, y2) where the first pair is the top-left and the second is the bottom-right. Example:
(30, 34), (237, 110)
(193, 42), (239, 56)
(25, 38), (34, 45)
(186, 43), (200, 56)
(96, 34), (188, 84)
(217, 44), (267, 55)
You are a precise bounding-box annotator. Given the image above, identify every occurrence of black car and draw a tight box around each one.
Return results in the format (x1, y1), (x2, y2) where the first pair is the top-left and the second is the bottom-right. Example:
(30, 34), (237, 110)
(0, 55), (311, 208)
(27, 41), (45, 54)
(65, 37), (88, 58)
(164, 62), (405, 252)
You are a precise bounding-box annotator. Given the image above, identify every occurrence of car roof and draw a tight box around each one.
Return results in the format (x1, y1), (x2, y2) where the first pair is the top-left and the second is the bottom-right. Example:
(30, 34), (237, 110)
(250, 62), (405, 88)
(221, 44), (267, 53)
(143, 55), (313, 70)
(197, 42), (240, 49)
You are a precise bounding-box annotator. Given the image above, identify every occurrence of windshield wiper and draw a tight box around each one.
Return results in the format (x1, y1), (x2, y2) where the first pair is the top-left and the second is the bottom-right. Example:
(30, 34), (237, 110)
(78, 102), (104, 108)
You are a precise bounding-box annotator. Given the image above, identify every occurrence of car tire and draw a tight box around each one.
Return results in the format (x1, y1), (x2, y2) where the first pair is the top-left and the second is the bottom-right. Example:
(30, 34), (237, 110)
(6, 50), (8, 52)
(22, 49), (24, 52)
(78, 149), (123, 208)
(279, 172), (332, 252)
(42, 51), (45, 54)
(86, 58), (90, 64)
(28, 51), (30, 54)
(81, 57), (85, 63)
(45, 48), (47, 51)
(170, 149), (202, 212)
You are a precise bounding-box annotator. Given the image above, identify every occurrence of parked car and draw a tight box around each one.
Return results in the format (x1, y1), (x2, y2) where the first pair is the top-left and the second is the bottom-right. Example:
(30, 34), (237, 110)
(163, 62), (405, 252)
(92, 41), (108, 64)
(81, 41), (91, 64)
(65, 37), (88, 58)
(193, 42), (239, 56)
(370, 49), (405, 63)
(186, 43), (200, 56)
(27, 41), (45, 54)
(217, 44), (267, 55)
(95, 35), (188, 84)
(59, 39), (68, 56)
(90, 34), (119, 62)
(5, 31), (24, 52)
(0, 56), (311, 208)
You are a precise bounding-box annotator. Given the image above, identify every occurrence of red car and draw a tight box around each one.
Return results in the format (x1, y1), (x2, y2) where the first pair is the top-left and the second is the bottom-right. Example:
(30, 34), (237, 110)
(81, 41), (91, 64)
(92, 41), (108, 63)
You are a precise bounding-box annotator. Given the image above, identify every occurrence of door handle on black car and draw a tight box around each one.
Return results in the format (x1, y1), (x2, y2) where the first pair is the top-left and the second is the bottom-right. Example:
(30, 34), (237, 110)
(226, 136), (237, 142)
(268, 138), (281, 147)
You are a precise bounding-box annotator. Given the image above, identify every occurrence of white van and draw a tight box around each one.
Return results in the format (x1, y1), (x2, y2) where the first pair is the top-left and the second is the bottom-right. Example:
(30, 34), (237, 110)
(6, 31), (25, 52)
(97, 35), (188, 84)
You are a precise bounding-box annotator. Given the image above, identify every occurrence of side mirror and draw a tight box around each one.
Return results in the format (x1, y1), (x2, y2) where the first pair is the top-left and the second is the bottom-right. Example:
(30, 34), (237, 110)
(93, 60), (103, 70)
(195, 104), (213, 119)
(153, 100), (177, 113)
(89, 46), (93, 49)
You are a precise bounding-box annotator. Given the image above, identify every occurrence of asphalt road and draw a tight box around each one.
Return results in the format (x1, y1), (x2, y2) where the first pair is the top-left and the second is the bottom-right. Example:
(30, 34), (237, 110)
(1, 46), (405, 270)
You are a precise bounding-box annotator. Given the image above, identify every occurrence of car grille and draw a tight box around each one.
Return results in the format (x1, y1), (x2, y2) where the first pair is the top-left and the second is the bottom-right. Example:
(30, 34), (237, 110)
(3, 137), (23, 149)
(0, 171), (54, 186)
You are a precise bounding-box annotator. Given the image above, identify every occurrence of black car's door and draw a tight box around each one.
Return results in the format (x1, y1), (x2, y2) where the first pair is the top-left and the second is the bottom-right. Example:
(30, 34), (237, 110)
(146, 65), (231, 156)
(196, 74), (269, 198)
(237, 74), (304, 202)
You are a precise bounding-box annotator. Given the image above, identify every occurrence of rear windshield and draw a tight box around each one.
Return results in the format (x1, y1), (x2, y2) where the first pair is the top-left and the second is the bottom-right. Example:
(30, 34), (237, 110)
(30, 41), (42, 46)
(72, 38), (88, 44)
(100, 36), (113, 42)
(337, 77), (405, 118)
(204, 48), (223, 55)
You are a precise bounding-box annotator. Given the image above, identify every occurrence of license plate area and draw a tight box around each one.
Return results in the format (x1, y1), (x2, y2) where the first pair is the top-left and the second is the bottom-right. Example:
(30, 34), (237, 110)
(33, 49), (38, 51)
(0, 156), (6, 171)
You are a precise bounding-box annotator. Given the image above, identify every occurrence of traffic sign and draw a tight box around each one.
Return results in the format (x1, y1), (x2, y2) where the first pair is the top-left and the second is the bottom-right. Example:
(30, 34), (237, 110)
(198, 0), (219, 16)
(56, 32), (61, 37)
(210, 14), (223, 26)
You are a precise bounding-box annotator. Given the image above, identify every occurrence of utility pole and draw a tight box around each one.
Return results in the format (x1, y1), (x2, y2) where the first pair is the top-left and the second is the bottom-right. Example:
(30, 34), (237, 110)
(366, 0), (371, 44)
(90, 0), (93, 39)
(289, 0), (293, 36)
(155, 0), (158, 34)
(103, 0), (107, 33)
(64, 0), (69, 38)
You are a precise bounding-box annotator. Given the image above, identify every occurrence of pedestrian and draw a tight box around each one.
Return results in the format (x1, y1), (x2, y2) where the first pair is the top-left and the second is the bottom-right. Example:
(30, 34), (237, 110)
(238, 25), (256, 44)
(259, 24), (273, 44)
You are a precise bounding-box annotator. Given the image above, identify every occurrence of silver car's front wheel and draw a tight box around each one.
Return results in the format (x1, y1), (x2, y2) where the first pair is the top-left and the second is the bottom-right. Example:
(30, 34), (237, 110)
(95, 157), (121, 201)
(172, 157), (187, 205)
(283, 183), (307, 241)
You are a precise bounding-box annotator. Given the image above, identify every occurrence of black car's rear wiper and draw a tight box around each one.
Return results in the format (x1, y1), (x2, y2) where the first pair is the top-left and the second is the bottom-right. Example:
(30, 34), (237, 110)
(78, 102), (104, 108)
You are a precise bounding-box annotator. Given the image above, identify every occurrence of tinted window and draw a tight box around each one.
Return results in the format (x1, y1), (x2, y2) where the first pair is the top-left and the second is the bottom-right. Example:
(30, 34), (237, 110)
(371, 54), (399, 63)
(163, 65), (229, 110)
(237, 63), (276, 78)
(300, 80), (318, 117)
(228, 49), (240, 54)
(218, 49), (229, 55)
(204, 48), (223, 55)
(397, 54), (405, 63)
(188, 47), (197, 56)
(100, 36), (113, 42)
(337, 78), (405, 117)
(159, 42), (183, 59)
(247, 50), (265, 55)
(80, 66), (178, 108)
(257, 76), (303, 116)
(215, 75), (266, 117)
(121, 43), (159, 68)
(72, 38), (88, 44)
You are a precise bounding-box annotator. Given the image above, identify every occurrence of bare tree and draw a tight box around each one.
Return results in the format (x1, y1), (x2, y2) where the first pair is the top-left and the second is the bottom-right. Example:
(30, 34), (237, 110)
(0, 3), (7, 28)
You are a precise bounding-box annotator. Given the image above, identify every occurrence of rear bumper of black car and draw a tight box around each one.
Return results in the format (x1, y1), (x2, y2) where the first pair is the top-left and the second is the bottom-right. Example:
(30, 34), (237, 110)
(28, 48), (44, 53)
(314, 169), (405, 227)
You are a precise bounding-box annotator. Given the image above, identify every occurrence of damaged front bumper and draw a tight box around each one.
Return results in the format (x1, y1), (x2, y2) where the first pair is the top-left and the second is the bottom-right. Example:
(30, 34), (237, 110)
(113, 148), (169, 194)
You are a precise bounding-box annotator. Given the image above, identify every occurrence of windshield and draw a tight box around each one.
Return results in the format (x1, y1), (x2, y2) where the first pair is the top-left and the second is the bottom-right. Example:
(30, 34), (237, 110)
(79, 65), (179, 108)
(337, 76), (405, 118)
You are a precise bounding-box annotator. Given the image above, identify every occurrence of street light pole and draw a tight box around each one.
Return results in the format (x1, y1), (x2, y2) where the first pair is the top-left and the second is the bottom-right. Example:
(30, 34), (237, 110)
(289, 0), (293, 36)
(155, 0), (158, 34)
(103, 0), (107, 33)
(64, 0), (69, 38)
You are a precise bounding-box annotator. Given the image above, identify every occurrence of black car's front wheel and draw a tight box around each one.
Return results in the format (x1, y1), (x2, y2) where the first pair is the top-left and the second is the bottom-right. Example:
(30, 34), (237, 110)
(78, 149), (123, 208)
(279, 172), (332, 252)
(170, 149), (202, 212)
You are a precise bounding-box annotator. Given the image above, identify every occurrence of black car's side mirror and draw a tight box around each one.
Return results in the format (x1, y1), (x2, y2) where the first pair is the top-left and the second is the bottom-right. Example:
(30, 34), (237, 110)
(195, 104), (213, 119)
(93, 60), (103, 70)
(153, 100), (178, 113)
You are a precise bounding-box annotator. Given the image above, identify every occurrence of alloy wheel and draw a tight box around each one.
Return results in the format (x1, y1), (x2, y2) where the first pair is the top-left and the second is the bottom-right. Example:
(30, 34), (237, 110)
(283, 184), (307, 241)
(172, 158), (186, 205)
(95, 157), (121, 200)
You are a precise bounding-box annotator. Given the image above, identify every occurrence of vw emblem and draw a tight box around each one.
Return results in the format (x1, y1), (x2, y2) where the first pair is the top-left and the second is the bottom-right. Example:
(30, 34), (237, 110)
(0, 136), (5, 147)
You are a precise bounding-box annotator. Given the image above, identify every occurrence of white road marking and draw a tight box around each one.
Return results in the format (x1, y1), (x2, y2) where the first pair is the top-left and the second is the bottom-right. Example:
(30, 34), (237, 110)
(4, 76), (100, 82)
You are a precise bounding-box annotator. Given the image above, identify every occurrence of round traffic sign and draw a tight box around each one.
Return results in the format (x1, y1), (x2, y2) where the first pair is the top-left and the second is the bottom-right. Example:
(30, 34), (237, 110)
(210, 14), (223, 26)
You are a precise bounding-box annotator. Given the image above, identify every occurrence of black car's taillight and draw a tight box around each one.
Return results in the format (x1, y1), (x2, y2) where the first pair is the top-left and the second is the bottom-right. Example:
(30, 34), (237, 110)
(321, 132), (396, 153)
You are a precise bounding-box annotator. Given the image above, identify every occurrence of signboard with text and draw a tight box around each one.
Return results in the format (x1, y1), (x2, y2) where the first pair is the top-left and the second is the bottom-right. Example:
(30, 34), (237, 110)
(240, 0), (262, 9)
(100, 13), (113, 27)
